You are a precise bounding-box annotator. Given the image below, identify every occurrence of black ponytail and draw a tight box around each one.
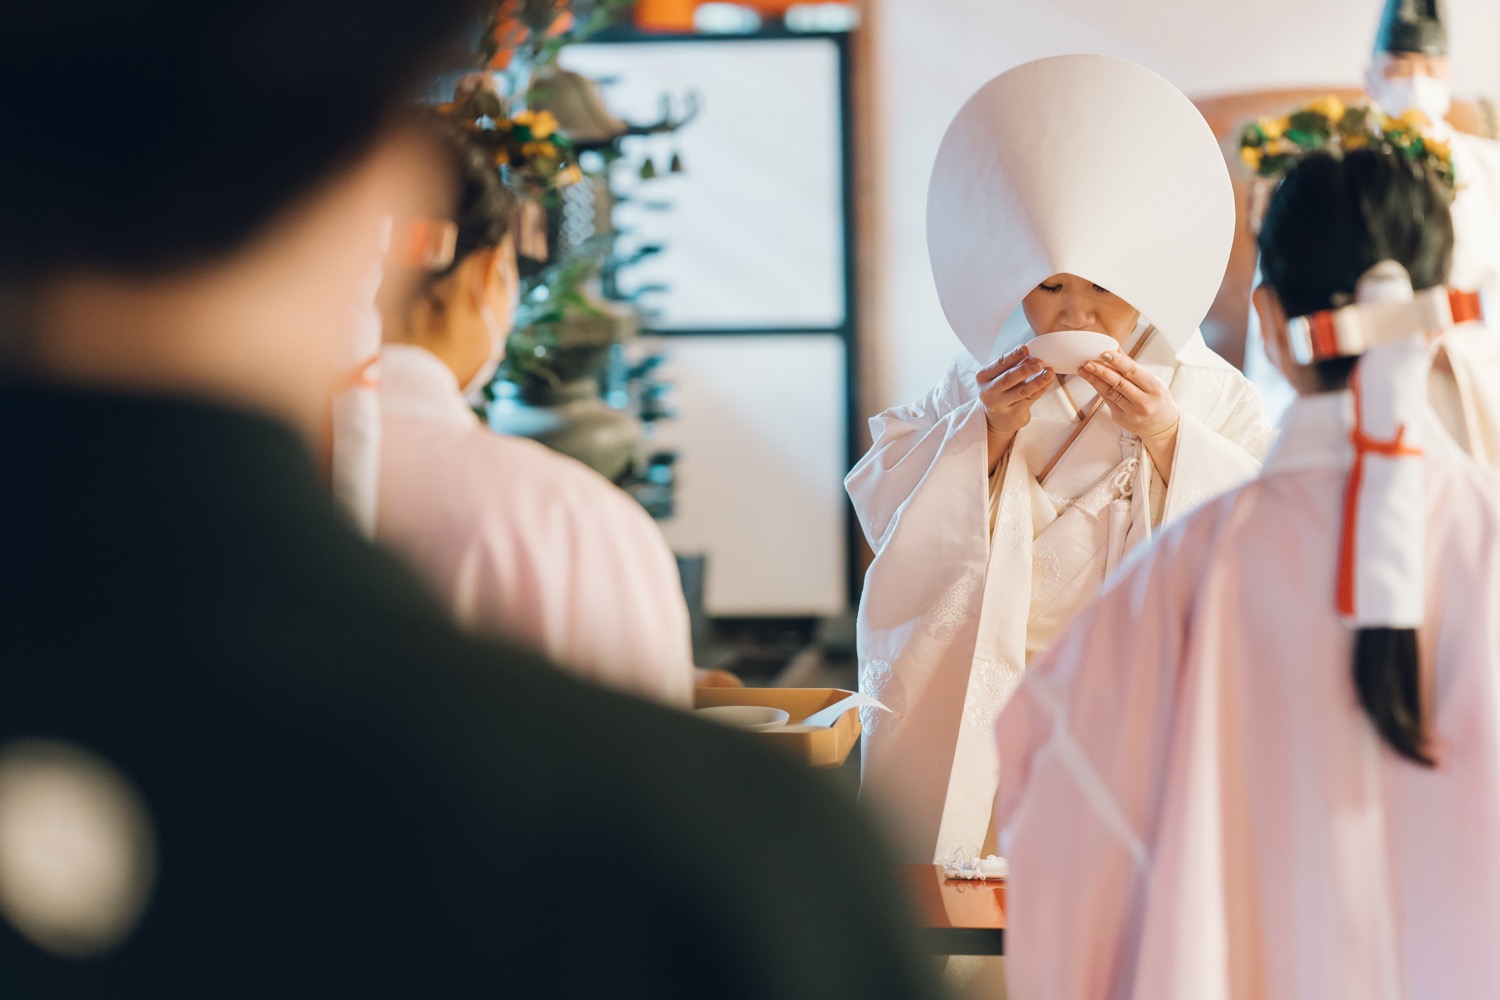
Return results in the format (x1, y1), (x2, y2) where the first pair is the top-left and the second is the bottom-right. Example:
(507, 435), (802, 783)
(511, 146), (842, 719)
(1258, 147), (1451, 768)
(1353, 628), (1434, 767)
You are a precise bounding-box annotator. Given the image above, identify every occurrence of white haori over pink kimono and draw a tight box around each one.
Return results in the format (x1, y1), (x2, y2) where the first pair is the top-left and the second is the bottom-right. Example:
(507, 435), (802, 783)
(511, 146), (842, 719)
(375, 343), (694, 708)
(995, 392), (1500, 999)
(849, 329), (1272, 861)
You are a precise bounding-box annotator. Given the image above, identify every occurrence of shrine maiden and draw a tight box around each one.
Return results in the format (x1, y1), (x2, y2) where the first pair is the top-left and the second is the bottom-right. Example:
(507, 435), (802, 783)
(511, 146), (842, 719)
(375, 124), (694, 707)
(998, 146), (1500, 999)
(847, 55), (1273, 862)
(1244, 0), (1500, 463)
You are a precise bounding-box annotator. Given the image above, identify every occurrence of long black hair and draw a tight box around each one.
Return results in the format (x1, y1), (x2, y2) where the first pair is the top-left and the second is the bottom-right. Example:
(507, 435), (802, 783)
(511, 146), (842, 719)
(1257, 147), (1453, 767)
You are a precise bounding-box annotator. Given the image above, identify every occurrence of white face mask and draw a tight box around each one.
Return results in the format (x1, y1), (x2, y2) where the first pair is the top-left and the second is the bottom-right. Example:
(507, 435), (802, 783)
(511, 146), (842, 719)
(461, 303), (507, 402)
(1371, 73), (1451, 126)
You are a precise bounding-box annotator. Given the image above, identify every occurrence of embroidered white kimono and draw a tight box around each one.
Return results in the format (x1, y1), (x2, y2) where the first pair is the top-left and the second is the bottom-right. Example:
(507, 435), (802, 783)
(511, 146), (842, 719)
(375, 344), (695, 708)
(848, 330), (1273, 861)
(996, 393), (1500, 999)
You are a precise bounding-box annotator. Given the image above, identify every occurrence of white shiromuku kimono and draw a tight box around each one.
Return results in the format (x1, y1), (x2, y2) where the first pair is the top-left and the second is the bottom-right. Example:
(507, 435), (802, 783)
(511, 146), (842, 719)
(374, 344), (695, 708)
(849, 327), (1274, 861)
(996, 393), (1500, 999)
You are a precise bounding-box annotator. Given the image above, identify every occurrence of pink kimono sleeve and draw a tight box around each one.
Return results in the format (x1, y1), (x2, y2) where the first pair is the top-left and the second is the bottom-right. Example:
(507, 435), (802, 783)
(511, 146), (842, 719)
(995, 513), (1207, 999)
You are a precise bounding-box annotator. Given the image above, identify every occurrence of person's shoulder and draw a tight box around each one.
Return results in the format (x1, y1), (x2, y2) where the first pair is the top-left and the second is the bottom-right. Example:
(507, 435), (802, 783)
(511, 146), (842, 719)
(1172, 332), (1244, 378)
(1169, 333), (1263, 414)
(1454, 130), (1500, 158)
(397, 421), (635, 510)
(1429, 445), (1500, 517)
(474, 430), (618, 490)
(488, 434), (656, 528)
(919, 352), (984, 408)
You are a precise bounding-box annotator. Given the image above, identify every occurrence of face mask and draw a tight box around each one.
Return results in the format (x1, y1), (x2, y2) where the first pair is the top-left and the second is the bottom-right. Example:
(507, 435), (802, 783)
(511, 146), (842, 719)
(461, 303), (507, 402)
(1371, 73), (1451, 125)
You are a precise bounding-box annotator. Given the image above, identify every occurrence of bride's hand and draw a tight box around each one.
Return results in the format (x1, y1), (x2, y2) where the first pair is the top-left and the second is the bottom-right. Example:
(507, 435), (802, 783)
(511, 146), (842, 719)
(978, 346), (1053, 471)
(1077, 350), (1180, 476)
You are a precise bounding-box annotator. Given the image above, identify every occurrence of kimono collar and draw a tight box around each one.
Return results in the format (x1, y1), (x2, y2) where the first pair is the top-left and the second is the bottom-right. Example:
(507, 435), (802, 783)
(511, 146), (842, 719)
(378, 344), (477, 427)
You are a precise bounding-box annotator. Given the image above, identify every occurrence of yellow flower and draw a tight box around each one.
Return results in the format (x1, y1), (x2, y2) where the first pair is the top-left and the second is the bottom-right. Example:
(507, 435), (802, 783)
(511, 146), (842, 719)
(1343, 131), (1369, 150)
(557, 164), (584, 186)
(521, 140), (558, 159)
(1427, 137), (1452, 162)
(1399, 108), (1431, 129)
(1307, 94), (1345, 123)
(1240, 146), (1264, 170)
(527, 110), (559, 140)
(1257, 115), (1286, 140)
(1265, 137), (1292, 156)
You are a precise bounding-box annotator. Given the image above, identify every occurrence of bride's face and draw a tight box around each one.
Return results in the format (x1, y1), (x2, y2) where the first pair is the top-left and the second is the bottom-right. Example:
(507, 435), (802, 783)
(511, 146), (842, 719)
(1021, 273), (1141, 345)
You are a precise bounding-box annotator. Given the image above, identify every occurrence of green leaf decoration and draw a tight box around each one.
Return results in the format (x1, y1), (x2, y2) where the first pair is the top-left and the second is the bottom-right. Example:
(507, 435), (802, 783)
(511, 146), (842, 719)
(1287, 110), (1331, 134)
(1284, 128), (1324, 148)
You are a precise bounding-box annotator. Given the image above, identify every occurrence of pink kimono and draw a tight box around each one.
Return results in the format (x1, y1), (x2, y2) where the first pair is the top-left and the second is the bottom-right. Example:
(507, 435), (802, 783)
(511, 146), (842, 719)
(996, 392), (1500, 999)
(375, 344), (694, 707)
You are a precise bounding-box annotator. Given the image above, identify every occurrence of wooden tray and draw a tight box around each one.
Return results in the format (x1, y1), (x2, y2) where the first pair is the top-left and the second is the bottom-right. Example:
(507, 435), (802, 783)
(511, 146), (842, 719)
(693, 687), (862, 767)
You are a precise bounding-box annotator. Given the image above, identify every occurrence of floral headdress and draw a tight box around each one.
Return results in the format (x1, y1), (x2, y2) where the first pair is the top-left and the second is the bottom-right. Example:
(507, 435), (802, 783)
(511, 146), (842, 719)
(436, 73), (583, 198)
(1238, 95), (1456, 196)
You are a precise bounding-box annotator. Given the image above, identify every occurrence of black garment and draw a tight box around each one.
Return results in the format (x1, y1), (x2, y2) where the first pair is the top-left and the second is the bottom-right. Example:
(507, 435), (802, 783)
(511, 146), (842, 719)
(1375, 0), (1447, 56)
(0, 381), (944, 999)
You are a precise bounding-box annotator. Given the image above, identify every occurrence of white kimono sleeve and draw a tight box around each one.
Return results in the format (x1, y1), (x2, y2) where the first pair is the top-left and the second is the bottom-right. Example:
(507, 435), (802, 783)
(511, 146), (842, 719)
(1147, 367), (1276, 525)
(846, 359), (989, 553)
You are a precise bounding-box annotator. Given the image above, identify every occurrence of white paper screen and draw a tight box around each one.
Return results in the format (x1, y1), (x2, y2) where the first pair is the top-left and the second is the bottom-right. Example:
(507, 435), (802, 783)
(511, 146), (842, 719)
(560, 38), (847, 331)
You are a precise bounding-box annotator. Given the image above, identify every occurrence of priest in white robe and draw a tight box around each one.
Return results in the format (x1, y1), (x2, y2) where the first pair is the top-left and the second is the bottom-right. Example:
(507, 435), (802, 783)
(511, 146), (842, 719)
(848, 55), (1274, 863)
(997, 144), (1500, 999)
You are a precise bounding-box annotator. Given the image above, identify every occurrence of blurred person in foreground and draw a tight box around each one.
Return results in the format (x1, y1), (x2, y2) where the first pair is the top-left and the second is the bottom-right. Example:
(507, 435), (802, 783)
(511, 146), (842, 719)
(997, 144), (1500, 998)
(375, 121), (697, 707)
(0, 3), (942, 997)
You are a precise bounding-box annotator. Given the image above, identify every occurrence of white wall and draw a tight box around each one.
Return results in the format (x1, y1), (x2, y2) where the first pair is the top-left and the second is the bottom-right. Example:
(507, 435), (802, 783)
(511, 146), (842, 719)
(649, 335), (849, 616)
(862, 0), (1500, 415)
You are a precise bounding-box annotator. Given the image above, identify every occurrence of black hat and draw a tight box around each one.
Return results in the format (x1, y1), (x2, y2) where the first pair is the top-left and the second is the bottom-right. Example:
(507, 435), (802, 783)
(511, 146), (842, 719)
(1375, 0), (1448, 56)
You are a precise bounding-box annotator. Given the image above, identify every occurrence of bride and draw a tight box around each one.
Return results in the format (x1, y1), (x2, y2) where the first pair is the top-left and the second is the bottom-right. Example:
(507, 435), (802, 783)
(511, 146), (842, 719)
(847, 54), (1275, 862)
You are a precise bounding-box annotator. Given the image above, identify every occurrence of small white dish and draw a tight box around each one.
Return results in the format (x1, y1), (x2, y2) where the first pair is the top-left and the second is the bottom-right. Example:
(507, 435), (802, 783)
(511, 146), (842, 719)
(694, 706), (790, 732)
(1024, 329), (1117, 375)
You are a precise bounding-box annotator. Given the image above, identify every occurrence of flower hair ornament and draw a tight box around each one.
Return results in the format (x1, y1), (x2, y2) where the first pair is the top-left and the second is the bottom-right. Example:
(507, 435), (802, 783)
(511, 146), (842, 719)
(1239, 96), (1457, 197)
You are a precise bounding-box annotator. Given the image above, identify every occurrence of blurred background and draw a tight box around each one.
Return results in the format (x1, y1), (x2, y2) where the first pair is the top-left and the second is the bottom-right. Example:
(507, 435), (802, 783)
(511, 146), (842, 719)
(467, 0), (1500, 687)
